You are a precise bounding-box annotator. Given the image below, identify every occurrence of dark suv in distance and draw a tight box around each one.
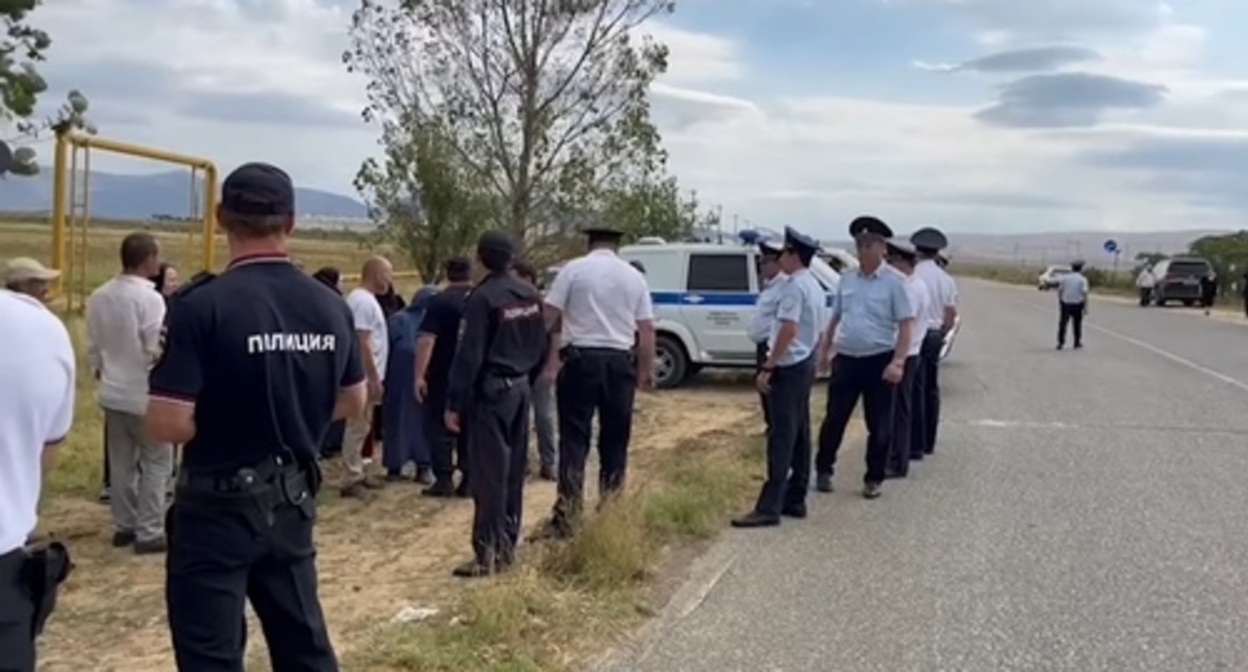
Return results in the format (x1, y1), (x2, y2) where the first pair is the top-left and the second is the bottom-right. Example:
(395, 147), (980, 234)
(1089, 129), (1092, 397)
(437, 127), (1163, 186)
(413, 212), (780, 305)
(1150, 257), (1212, 306)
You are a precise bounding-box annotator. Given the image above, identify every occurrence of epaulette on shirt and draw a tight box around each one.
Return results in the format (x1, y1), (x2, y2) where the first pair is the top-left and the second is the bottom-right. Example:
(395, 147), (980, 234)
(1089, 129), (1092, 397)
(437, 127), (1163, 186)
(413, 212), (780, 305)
(173, 271), (216, 301)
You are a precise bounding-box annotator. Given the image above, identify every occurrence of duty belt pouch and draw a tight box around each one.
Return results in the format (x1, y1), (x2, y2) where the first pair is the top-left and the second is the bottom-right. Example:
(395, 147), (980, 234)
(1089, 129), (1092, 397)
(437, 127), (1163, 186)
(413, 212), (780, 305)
(21, 540), (72, 638)
(279, 466), (316, 520)
(559, 345), (580, 363)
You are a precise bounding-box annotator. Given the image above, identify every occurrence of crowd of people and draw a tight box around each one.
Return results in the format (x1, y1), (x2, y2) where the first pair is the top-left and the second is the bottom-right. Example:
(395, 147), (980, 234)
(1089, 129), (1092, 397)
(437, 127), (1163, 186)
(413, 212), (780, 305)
(0, 162), (658, 670)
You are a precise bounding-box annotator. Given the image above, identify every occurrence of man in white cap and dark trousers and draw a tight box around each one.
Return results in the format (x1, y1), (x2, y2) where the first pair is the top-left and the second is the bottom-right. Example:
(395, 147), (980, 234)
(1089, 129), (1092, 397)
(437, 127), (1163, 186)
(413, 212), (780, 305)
(733, 227), (824, 527)
(814, 216), (915, 499)
(747, 238), (787, 426)
(884, 238), (929, 477)
(535, 226), (656, 540)
(910, 226), (958, 458)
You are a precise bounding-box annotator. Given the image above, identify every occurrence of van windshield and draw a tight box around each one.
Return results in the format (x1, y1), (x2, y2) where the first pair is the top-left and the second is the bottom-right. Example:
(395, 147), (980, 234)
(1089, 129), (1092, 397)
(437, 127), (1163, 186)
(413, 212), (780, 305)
(810, 255), (841, 290)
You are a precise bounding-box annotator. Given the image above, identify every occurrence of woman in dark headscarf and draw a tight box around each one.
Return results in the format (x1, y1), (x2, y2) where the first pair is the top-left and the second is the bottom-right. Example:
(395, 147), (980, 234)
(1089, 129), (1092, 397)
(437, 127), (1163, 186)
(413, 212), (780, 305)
(381, 285), (439, 483)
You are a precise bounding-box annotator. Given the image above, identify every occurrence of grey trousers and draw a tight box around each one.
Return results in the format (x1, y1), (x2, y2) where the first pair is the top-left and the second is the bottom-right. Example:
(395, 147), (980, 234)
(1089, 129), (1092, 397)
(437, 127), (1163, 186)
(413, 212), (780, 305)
(104, 408), (174, 542)
(532, 378), (557, 468)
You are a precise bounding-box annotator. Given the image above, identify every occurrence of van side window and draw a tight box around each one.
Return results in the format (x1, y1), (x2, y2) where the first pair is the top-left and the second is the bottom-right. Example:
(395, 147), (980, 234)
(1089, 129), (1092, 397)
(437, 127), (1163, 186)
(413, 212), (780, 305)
(688, 254), (749, 292)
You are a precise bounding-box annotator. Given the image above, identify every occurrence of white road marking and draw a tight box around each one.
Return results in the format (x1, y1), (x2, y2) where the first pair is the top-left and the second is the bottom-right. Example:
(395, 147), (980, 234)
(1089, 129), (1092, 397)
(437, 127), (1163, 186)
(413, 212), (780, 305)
(1024, 303), (1248, 393)
(966, 419), (1080, 429)
(676, 552), (738, 619)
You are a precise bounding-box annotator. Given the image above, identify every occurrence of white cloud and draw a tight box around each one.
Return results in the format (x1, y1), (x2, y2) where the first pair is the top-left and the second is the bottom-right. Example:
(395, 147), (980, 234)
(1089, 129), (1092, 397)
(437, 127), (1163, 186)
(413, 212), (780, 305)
(19, 0), (1248, 235)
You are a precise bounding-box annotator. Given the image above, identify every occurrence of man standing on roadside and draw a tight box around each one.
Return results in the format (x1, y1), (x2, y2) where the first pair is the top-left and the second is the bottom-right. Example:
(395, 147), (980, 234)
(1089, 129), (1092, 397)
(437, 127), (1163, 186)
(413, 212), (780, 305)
(0, 280), (76, 672)
(1136, 265), (1156, 307)
(910, 227), (958, 457)
(86, 233), (174, 554)
(746, 239), (787, 426)
(732, 228), (822, 528)
(415, 257), (475, 498)
(534, 226), (655, 540)
(884, 238), (928, 478)
(814, 216), (915, 500)
(1056, 260), (1089, 350)
(341, 255), (393, 498)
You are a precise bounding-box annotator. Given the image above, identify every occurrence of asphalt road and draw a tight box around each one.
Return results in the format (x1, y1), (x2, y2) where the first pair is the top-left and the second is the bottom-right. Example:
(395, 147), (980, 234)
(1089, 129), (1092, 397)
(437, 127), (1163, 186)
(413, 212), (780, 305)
(598, 279), (1248, 672)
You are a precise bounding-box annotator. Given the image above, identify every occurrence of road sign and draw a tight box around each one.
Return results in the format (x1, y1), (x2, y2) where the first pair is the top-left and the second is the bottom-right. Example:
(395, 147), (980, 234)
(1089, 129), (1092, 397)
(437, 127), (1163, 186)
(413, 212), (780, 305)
(1103, 239), (1119, 255)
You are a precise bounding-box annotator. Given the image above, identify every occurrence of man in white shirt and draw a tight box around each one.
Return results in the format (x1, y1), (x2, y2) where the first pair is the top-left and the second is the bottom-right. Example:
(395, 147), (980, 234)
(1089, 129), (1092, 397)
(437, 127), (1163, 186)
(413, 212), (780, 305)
(86, 232), (173, 554)
(884, 240), (929, 478)
(534, 226), (655, 540)
(341, 255), (393, 496)
(1056, 259), (1090, 350)
(1136, 265), (1156, 307)
(0, 286), (75, 670)
(910, 227), (959, 458)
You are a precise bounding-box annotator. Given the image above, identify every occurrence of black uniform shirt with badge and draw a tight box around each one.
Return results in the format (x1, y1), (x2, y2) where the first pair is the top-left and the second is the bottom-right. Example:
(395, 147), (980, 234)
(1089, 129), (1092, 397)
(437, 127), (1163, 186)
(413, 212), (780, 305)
(148, 163), (366, 476)
(445, 272), (548, 416)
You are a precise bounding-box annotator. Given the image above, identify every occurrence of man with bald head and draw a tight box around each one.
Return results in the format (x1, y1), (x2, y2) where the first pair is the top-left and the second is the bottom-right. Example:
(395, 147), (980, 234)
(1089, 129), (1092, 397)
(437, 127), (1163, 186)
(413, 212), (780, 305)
(341, 255), (394, 497)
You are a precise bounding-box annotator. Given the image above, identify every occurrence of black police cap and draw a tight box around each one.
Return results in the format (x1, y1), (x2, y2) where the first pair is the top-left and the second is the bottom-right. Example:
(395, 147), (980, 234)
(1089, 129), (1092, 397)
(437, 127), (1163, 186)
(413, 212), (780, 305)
(909, 227), (949, 252)
(849, 216), (893, 240)
(582, 226), (625, 244)
(783, 226), (820, 254)
(222, 162), (295, 217)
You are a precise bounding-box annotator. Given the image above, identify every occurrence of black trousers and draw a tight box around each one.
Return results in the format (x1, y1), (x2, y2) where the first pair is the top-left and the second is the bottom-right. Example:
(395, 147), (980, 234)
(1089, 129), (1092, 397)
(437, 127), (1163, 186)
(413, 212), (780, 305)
(918, 330), (944, 455)
(0, 549), (34, 672)
(886, 355), (919, 477)
(753, 357), (815, 516)
(755, 342), (770, 425)
(166, 466), (337, 672)
(467, 378), (531, 566)
(1139, 287), (1152, 306)
(552, 347), (636, 526)
(1058, 302), (1085, 347)
(102, 419), (111, 490)
(424, 394), (468, 485)
(815, 352), (894, 485)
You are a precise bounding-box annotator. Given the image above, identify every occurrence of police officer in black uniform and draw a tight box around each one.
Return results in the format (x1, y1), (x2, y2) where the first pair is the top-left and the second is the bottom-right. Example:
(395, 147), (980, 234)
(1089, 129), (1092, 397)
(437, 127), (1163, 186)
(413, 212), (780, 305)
(147, 163), (366, 671)
(444, 231), (550, 578)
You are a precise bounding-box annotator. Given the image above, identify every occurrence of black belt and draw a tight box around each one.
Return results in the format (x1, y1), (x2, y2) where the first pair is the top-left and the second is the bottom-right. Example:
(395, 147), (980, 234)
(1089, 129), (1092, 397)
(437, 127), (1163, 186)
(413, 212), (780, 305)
(562, 345), (631, 358)
(176, 457), (311, 513)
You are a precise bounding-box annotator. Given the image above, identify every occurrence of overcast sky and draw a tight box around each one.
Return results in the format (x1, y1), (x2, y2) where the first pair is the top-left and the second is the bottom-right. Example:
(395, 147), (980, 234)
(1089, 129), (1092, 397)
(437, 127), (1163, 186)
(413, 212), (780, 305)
(28, 0), (1248, 239)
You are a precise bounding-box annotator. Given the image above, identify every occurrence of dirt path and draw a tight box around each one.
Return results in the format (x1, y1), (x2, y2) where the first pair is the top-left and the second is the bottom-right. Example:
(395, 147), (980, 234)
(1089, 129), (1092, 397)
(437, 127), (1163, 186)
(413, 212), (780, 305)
(35, 380), (761, 671)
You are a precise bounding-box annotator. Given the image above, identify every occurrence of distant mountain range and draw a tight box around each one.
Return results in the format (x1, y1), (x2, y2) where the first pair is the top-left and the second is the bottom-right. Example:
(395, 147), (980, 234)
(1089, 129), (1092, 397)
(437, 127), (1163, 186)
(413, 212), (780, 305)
(0, 170), (368, 221)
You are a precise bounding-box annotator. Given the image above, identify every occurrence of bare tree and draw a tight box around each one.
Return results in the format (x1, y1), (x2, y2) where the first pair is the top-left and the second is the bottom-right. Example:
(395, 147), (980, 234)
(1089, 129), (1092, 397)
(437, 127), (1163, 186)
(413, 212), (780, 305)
(344, 0), (674, 243)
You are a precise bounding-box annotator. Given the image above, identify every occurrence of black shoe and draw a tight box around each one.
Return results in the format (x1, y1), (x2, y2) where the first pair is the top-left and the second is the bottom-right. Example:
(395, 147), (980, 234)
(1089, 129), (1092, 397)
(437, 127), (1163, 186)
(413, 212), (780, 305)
(910, 453), (924, 462)
(815, 473), (833, 493)
(538, 464), (557, 481)
(529, 518), (572, 542)
(98, 488), (111, 504)
(134, 537), (167, 555)
(1056, 343), (1064, 350)
(111, 530), (136, 548)
(454, 481), (471, 498)
(422, 480), (455, 498)
(1074, 343), (1083, 349)
(780, 503), (807, 519)
(730, 511), (781, 528)
(451, 559), (497, 578)
(863, 482), (882, 500)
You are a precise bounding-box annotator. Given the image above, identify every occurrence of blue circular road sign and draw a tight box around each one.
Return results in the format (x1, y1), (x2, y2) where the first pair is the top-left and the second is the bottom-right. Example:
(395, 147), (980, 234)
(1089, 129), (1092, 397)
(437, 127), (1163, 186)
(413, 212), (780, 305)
(1103, 239), (1119, 254)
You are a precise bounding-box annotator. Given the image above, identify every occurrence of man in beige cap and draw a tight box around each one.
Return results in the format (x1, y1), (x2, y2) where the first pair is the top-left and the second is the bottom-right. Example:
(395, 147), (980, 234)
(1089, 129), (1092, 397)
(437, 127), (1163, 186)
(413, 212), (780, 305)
(3, 257), (60, 303)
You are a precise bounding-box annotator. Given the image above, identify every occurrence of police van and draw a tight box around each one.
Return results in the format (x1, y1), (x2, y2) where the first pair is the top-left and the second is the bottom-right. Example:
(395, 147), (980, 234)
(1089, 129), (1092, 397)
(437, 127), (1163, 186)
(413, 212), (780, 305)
(618, 231), (846, 389)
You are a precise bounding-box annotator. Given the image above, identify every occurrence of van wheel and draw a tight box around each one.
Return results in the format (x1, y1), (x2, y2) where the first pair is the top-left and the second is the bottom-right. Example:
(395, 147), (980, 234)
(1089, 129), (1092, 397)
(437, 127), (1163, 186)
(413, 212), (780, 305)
(655, 335), (689, 389)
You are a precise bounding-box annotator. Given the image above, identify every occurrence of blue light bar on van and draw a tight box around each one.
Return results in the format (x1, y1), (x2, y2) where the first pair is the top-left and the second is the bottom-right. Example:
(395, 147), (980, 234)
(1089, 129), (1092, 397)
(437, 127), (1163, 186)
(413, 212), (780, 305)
(738, 229), (762, 245)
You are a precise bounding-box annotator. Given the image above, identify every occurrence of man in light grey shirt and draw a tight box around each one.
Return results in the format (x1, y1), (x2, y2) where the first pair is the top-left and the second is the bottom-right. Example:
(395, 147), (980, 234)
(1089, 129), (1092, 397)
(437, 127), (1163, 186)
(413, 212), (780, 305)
(1056, 259), (1089, 350)
(85, 232), (173, 554)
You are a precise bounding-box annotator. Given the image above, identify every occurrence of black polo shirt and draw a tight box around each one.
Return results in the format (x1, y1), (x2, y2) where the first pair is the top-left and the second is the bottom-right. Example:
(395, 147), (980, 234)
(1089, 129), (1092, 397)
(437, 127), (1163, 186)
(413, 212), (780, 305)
(149, 254), (364, 475)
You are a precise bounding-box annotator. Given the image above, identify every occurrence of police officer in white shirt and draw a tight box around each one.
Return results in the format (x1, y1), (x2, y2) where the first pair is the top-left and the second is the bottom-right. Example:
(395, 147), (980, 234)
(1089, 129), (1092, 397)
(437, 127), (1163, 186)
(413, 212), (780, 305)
(86, 232), (174, 554)
(535, 226), (656, 539)
(910, 227), (958, 458)
(884, 239), (929, 478)
(0, 287), (76, 671)
(747, 239), (787, 425)
(1057, 259), (1089, 350)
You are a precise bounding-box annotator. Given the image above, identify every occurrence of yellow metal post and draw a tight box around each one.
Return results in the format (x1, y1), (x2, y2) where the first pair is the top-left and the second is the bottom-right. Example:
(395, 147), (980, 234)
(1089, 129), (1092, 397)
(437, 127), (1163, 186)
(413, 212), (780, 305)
(49, 133), (69, 295)
(203, 165), (218, 270)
